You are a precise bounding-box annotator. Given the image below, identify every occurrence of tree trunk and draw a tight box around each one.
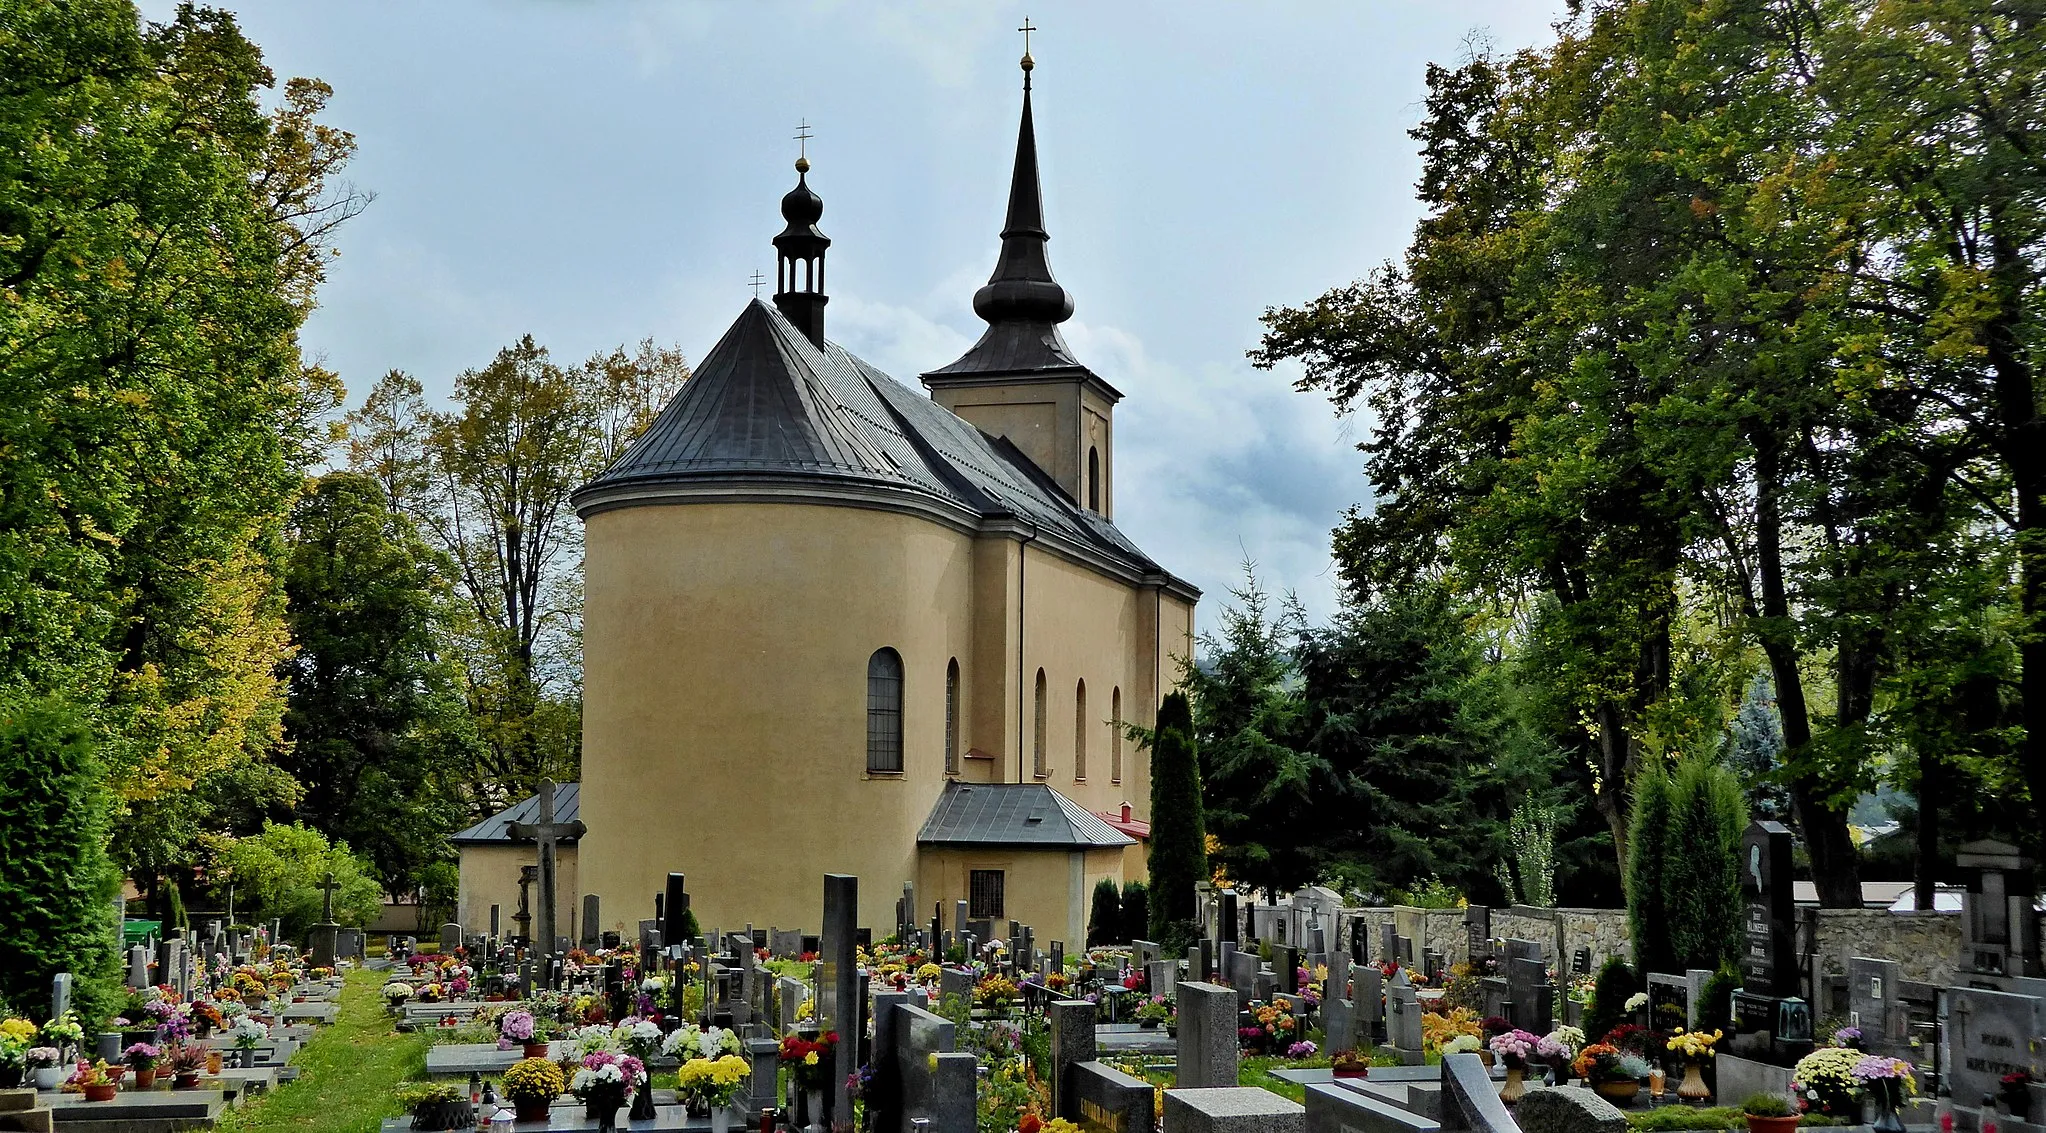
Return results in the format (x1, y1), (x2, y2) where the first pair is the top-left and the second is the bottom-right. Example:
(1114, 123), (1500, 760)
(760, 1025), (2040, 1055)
(1915, 744), (1939, 910)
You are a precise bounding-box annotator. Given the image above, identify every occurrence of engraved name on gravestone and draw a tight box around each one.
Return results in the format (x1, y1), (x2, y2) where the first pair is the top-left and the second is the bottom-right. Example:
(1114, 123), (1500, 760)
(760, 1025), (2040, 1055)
(1946, 986), (2046, 1107)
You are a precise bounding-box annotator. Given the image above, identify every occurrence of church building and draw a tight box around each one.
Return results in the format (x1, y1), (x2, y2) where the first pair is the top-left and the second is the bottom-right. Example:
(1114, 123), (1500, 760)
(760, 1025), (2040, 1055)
(571, 56), (1198, 945)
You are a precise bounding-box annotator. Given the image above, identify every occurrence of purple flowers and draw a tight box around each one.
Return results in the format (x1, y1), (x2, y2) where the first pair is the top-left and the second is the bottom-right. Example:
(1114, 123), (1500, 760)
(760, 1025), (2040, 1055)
(1287, 1040), (1318, 1058)
(1833, 1026), (1864, 1048)
(1851, 1054), (1912, 1084)
(500, 1010), (537, 1043)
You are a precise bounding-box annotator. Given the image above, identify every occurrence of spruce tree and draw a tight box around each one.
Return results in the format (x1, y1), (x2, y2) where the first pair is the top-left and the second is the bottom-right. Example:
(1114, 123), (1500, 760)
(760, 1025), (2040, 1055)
(1146, 690), (1208, 952)
(1087, 878), (1122, 946)
(1120, 881), (1149, 943)
(1663, 757), (1744, 971)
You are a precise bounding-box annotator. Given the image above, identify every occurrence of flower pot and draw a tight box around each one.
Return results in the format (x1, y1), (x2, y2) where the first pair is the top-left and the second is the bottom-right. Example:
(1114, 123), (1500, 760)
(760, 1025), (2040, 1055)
(804, 1088), (826, 1133)
(522, 1042), (550, 1060)
(1333, 1067), (1369, 1080)
(173, 1072), (201, 1090)
(1677, 1063), (1711, 1102)
(710, 1106), (732, 1133)
(1594, 1079), (1639, 1104)
(513, 1099), (552, 1122)
(1139, 1020), (1158, 1030)
(1499, 1067), (1527, 1106)
(133, 1068), (157, 1089)
(1745, 1115), (1800, 1133)
(31, 1066), (61, 1091)
(83, 1084), (118, 1102)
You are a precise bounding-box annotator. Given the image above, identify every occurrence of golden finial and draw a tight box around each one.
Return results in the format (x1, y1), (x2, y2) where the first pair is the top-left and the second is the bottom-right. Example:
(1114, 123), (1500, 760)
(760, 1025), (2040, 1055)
(1019, 17), (1036, 73)
(794, 119), (814, 173)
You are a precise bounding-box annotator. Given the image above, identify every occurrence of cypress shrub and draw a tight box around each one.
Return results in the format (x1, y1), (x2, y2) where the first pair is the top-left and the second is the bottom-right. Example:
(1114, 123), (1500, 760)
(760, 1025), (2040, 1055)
(1664, 756), (1745, 972)
(1087, 877), (1122, 945)
(1120, 880), (1149, 942)
(1586, 955), (1640, 1041)
(1626, 763), (1675, 973)
(0, 699), (120, 1023)
(1696, 967), (1741, 1037)
(1145, 690), (1208, 953)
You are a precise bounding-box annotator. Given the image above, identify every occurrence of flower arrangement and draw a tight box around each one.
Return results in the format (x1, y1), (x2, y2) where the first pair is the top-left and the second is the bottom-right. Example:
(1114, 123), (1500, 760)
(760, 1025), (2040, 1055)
(569, 1024), (618, 1058)
(1566, 974), (1598, 1006)
(0, 1020), (33, 1068)
(1851, 1055), (1916, 1095)
(41, 1014), (84, 1050)
(1573, 1043), (1635, 1083)
(1135, 996), (1173, 1025)
(780, 1032), (839, 1090)
(676, 1054), (750, 1110)
(1488, 1029), (1538, 1068)
(1541, 1026), (1586, 1061)
(975, 975), (1020, 1009)
(615, 1019), (664, 1060)
(1287, 1040), (1318, 1059)
(1623, 992), (1648, 1013)
(666, 1025), (740, 1061)
(502, 1057), (565, 1103)
(229, 1017), (268, 1050)
(1442, 1035), (1482, 1056)
(500, 1010), (538, 1044)
(1240, 1002), (1299, 1052)
(64, 1060), (121, 1092)
(1790, 1047), (1864, 1118)
(25, 1047), (59, 1069)
(1046, 973), (1069, 991)
(1421, 1008), (1482, 1055)
(1479, 1015), (1513, 1038)
(1600, 1023), (1649, 1054)
(124, 1043), (162, 1070)
(417, 983), (445, 1003)
(383, 982), (413, 1004)
(916, 963), (943, 983)
(1666, 1029), (1723, 1064)
(570, 1051), (645, 1102)
(168, 1044), (207, 1075)
(1832, 1026), (1863, 1050)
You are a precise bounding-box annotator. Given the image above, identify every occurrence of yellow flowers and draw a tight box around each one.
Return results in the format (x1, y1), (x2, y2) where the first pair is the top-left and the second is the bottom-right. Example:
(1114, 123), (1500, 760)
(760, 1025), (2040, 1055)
(502, 1058), (565, 1102)
(1666, 1029), (1723, 1061)
(796, 999), (816, 1022)
(676, 1054), (750, 1107)
(0, 1019), (37, 1043)
(1044, 1121), (1081, 1133)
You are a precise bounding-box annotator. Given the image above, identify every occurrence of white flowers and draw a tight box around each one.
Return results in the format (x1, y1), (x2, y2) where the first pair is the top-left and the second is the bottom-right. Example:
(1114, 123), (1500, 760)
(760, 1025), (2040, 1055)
(229, 1017), (268, 1049)
(1624, 992), (1649, 1012)
(571, 1025), (618, 1056)
(661, 1024), (739, 1060)
(384, 982), (414, 1002)
(570, 1063), (626, 1093)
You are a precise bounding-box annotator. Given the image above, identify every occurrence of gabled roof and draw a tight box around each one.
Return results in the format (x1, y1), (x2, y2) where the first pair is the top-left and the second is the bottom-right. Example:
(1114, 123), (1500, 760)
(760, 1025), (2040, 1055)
(573, 300), (1195, 600)
(453, 782), (581, 847)
(918, 782), (1135, 849)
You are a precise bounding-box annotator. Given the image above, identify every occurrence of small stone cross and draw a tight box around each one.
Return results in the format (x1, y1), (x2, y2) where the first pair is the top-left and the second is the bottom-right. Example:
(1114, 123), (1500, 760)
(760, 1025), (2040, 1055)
(317, 871), (339, 924)
(509, 778), (586, 982)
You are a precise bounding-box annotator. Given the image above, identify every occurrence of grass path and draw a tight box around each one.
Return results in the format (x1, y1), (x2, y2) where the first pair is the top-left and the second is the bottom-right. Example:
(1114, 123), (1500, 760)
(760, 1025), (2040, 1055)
(216, 967), (427, 1133)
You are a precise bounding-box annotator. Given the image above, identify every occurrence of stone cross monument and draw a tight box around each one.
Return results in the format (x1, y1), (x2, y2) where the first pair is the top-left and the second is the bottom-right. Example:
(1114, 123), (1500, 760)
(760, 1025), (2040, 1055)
(508, 778), (585, 986)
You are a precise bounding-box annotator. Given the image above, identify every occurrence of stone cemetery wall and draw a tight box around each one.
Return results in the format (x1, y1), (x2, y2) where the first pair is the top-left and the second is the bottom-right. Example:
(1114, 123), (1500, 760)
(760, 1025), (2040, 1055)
(1490, 906), (1631, 969)
(1806, 909), (1961, 984)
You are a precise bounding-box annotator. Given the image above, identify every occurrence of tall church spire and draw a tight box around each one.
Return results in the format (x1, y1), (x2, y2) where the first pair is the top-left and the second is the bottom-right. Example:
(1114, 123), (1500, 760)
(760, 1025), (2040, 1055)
(972, 43), (1074, 327)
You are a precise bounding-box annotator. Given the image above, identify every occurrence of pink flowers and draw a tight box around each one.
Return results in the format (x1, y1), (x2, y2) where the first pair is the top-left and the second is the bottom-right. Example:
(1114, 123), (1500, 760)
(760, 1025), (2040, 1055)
(1287, 1040), (1318, 1059)
(500, 1010), (537, 1043)
(1487, 1029), (1539, 1066)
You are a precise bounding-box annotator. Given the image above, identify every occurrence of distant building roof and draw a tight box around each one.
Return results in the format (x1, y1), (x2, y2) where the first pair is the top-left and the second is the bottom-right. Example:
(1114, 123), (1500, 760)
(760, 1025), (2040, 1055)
(1094, 803), (1150, 840)
(453, 782), (581, 847)
(1791, 880), (1916, 909)
(919, 783), (1135, 849)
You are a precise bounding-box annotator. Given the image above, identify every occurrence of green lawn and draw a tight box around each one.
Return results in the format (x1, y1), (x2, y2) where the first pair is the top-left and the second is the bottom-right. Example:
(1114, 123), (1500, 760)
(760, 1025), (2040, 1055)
(217, 967), (428, 1133)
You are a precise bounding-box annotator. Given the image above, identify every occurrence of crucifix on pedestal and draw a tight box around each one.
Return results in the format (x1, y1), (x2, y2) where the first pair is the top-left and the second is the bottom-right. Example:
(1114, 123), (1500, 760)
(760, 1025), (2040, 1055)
(317, 871), (339, 923)
(508, 777), (585, 987)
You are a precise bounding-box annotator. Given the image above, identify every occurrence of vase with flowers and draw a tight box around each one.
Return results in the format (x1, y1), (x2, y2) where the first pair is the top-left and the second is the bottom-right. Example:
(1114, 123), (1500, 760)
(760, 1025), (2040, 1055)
(1667, 1029), (1723, 1101)
(26, 1047), (62, 1091)
(124, 1043), (162, 1089)
(570, 1051), (644, 1133)
(500, 1011), (550, 1060)
(502, 1057), (564, 1122)
(1850, 1054), (1916, 1133)
(1574, 1043), (1649, 1103)
(1487, 1030), (1539, 1104)
(675, 1054), (750, 1133)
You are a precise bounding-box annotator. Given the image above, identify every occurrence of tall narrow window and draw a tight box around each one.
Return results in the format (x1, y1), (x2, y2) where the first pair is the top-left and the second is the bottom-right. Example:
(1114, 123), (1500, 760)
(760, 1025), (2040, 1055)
(1111, 686), (1123, 783)
(944, 659), (960, 775)
(1074, 679), (1088, 780)
(969, 870), (1006, 919)
(1033, 668), (1048, 777)
(1088, 447), (1101, 512)
(866, 648), (904, 773)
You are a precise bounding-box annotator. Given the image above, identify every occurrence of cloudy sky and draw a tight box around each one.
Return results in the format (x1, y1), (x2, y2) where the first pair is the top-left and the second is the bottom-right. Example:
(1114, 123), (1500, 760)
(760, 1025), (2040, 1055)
(146, 1), (1567, 625)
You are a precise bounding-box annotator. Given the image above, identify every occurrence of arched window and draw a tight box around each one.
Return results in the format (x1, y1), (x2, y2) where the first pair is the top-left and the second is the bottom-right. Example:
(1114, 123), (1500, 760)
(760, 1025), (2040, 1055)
(944, 659), (960, 775)
(1033, 668), (1048, 777)
(866, 648), (904, 774)
(1111, 686), (1123, 783)
(1074, 679), (1088, 781)
(1087, 447), (1101, 512)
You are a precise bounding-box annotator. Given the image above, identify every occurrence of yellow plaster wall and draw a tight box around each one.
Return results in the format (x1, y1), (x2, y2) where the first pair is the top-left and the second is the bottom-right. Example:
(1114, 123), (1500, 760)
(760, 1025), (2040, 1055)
(456, 844), (579, 942)
(580, 503), (975, 933)
(578, 498), (1196, 939)
(917, 846), (1130, 946)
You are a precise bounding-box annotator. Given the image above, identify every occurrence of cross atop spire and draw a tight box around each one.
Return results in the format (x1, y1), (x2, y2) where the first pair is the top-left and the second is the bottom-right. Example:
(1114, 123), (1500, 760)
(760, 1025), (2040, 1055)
(1018, 17), (1038, 85)
(794, 119), (814, 172)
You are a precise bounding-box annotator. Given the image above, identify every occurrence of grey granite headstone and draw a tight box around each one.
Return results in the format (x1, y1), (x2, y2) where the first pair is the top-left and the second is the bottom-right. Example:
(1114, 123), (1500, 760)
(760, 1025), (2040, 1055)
(128, 945), (151, 989)
(1147, 959), (1177, 996)
(1048, 999), (1098, 1122)
(1848, 956), (1907, 1052)
(821, 874), (859, 1128)
(1386, 972), (1424, 1064)
(1947, 986), (2046, 1107)
(439, 922), (461, 953)
(1228, 949), (1261, 1006)
(1162, 1087), (1303, 1133)
(581, 895), (600, 947)
(51, 972), (72, 1020)
(1514, 1086), (1625, 1133)
(1174, 981), (1240, 1089)
(1322, 995), (1356, 1056)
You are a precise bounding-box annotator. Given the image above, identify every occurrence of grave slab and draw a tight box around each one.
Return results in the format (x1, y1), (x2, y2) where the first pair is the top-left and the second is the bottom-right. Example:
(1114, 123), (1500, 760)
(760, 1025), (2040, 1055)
(1162, 1087), (1304, 1133)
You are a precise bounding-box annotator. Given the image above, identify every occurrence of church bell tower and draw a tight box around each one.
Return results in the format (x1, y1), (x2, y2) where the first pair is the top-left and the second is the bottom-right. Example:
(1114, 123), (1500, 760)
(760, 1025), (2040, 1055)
(773, 136), (829, 348)
(922, 42), (1121, 517)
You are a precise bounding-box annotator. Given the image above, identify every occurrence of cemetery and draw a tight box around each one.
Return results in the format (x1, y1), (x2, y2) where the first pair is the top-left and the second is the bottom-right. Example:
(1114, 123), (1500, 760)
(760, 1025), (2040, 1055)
(8, 8), (2046, 1133)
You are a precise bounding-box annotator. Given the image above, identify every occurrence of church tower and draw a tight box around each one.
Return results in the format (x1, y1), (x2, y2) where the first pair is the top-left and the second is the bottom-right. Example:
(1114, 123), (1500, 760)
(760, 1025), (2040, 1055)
(773, 147), (830, 347)
(923, 48), (1120, 517)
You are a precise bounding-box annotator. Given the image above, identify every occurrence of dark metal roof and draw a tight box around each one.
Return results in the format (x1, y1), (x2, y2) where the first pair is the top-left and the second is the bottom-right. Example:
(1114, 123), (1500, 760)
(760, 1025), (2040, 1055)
(575, 300), (1184, 591)
(917, 782), (1135, 848)
(453, 782), (580, 846)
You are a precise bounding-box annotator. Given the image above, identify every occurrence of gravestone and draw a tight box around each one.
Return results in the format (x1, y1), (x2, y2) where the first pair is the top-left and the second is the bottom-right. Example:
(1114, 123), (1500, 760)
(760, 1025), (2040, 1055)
(1047, 999), (1097, 1122)
(1228, 949), (1260, 1006)
(662, 873), (690, 949)
(1356, 965), (1384, 1043)
(127, 945), (150, 990)
(771, 929), (803, 958)
(820, 874), (859, 1129)
(439, 922), (461, 954)
(1273, 944), (1299, 994)
(1217, 891), (1238, 945)
(1946, 986), (2046, 1111)
(581, 895), (600, 947)
(506, 777), (583, 976)
(1847, 956), (1909, 1055)
(894, 1001), (976, 1133)
(1050, 941), (1065, 972)
(1646, 973), (1691, 1035)
(1464, 906), (1492, 964)
(1386, 971), (1424, 1065)
(1958, 840), (2044, 981)
(1174, 982), (1239, 1088)
(1732, 819), (1812, 1064)
(1147, 959), (1176, 996)
(50, 972), (72, 1021)
(1322, 991), (1356, 1056)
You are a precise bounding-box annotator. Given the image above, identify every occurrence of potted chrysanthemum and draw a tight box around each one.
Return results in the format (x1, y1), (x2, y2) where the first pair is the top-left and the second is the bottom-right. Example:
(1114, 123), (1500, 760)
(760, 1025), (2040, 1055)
(123, 1043), (162, 1089)
(501, 1057), (564, 1123)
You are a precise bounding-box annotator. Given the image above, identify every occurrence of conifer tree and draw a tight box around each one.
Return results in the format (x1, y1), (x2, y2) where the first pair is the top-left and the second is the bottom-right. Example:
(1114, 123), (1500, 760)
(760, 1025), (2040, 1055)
(1625, 764), (1674, 973)
(1087, 878), (1122, 946)
(1146, 691), (1207, 951)
(1120, 880), (1149, 943)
